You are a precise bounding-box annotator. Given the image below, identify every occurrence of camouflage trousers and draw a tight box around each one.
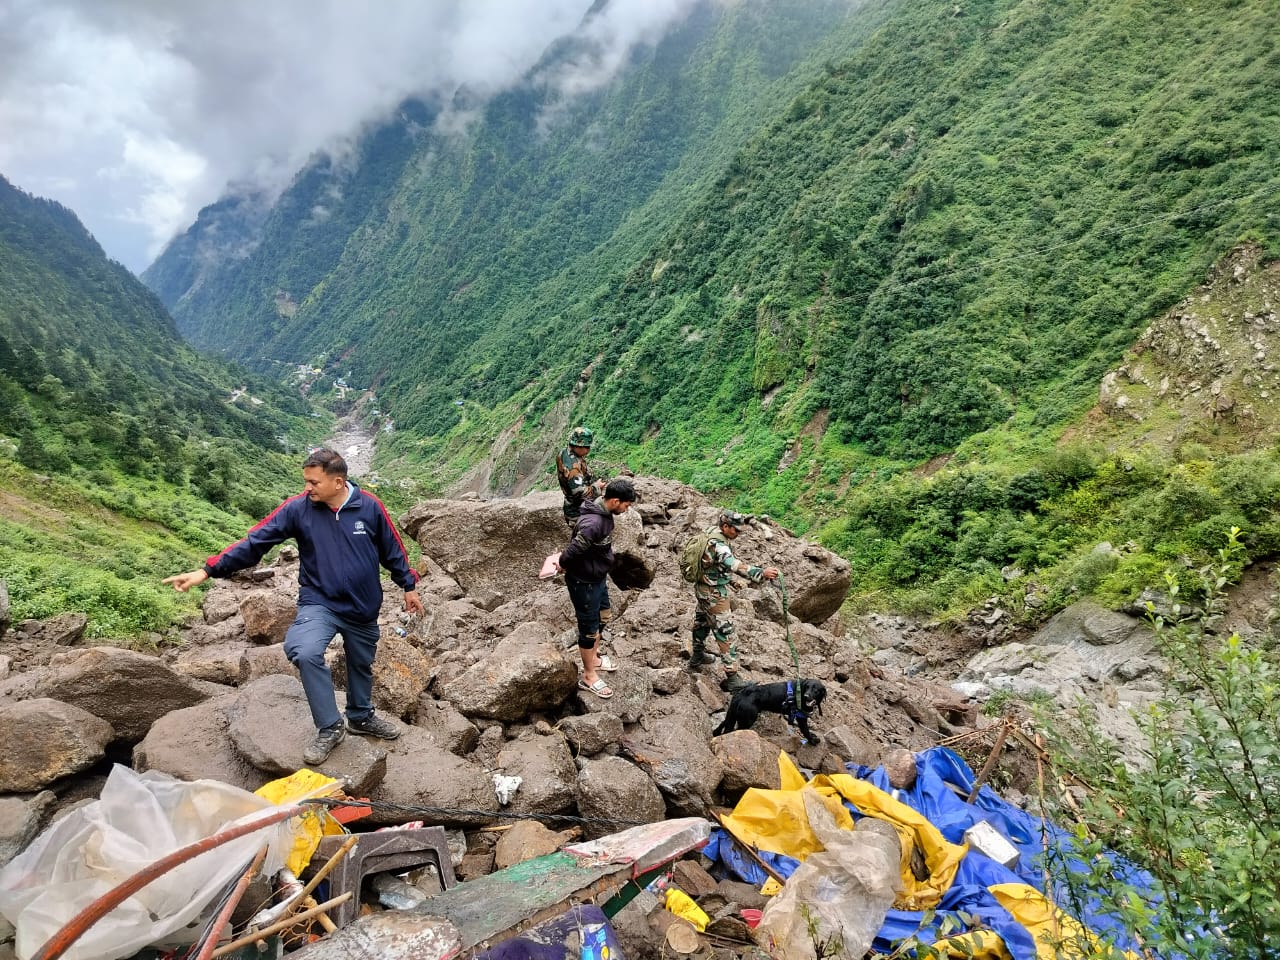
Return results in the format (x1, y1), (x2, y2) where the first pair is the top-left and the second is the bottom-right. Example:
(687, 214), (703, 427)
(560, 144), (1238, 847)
(691, 583), (737, 670)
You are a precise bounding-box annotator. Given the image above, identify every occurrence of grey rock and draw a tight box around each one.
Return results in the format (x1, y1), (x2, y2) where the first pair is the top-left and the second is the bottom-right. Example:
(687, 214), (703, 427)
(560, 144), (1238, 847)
(0, 791), (56, 866)
(133, 693), (266, 793)
(171, 642), (248, 685)
(226, 675), (387, 793)
(0, 699), (113, 792)
(35, 647), (208, 743)
(443, 623), (577, 722)
(368, 727), (498, 827)
(495, 734), (577, 817)
(710, 729), (780, 793)
(576, 756), (665, 837)
(412, 696), (479, 755)
(557, 713), (623, 757)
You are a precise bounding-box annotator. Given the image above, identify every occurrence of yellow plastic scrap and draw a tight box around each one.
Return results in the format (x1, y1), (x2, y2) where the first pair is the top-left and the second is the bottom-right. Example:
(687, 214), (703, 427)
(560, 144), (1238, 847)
(664, 887), (710, 931)
(255, 768), (346, 876)
(988, 884), (1138, 960)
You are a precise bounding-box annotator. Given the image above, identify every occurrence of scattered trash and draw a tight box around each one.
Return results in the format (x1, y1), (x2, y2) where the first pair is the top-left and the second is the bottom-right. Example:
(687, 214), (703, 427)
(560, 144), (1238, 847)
(664, 887), (709, 932)
(493, 774), (523, 805)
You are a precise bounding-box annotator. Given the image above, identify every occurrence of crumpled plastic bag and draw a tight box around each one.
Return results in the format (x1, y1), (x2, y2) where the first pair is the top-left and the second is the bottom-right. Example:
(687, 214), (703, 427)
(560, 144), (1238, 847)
(0, 765), (291, 960)
(539, 553), (561, 579)
(756, 788), (902, 960)
(493, 773), (523, 805)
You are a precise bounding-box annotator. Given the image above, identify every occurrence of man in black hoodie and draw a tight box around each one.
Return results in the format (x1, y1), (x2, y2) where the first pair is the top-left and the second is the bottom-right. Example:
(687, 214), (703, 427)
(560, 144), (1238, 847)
(556, 478), (636, 699)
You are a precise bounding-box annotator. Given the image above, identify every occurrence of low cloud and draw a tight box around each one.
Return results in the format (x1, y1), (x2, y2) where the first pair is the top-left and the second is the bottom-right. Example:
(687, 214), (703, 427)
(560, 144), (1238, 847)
(0, 0), (706, 272)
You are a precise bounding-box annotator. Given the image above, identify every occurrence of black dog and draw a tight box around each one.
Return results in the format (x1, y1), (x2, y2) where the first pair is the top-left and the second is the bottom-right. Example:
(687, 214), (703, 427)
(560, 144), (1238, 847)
(712, 679), (826, 745)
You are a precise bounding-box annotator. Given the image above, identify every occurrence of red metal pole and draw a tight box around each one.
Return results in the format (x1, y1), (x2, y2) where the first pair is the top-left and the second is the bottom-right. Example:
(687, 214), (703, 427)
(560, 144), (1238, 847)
(193, 845), (269, 960)
(31, 802), (309, 960)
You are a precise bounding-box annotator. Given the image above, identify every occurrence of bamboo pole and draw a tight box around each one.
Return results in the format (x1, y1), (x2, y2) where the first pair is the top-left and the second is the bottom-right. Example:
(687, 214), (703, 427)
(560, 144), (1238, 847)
(210, 893), (352, 958)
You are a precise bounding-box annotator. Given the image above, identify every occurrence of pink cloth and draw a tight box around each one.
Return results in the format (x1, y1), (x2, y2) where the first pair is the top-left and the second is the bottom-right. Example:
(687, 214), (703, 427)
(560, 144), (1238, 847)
(539, 553), (561, 579)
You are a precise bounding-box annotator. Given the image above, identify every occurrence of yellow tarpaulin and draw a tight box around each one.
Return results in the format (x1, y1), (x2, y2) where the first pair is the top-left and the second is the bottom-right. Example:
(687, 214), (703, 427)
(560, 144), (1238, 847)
(989, 884), (1138, 960)
(719, 752), (967, 911)
(255, 768), (346, 875)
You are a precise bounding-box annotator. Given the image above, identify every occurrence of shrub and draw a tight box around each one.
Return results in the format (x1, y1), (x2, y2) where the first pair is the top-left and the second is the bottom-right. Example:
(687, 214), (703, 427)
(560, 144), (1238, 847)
(1040, 531), (1280, 957)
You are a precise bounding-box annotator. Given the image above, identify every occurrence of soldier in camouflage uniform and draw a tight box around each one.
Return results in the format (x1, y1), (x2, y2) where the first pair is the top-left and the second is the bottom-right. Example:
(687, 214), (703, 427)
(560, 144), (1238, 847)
(691, 511), (779, 692)
(556, 426), (603, 530)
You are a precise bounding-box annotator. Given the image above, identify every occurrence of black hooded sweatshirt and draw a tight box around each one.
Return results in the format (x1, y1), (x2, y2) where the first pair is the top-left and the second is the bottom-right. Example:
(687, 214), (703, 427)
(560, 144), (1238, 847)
(558, 498), (615, 583)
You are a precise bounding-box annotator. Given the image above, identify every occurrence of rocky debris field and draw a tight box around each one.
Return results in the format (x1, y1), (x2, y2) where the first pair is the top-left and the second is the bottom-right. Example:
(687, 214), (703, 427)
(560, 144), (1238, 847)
(3, 475), (1275, 955)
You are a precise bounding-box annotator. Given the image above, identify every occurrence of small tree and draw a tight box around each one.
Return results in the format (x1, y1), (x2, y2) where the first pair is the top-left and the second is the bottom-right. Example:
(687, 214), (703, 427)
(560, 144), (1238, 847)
(1041, 529), (1280, 958)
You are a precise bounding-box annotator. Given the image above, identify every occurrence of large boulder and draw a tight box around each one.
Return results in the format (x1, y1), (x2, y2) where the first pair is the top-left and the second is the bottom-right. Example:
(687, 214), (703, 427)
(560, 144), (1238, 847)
(575, 756), (665, 836)
(442, 623), (578, 722)
(34, 647), (209, 743)
(401, 492), (568, 601)
(171, 642), (248, 685)
(225, 675), (387, 793)
(367, 727), (498, 827)
(710, 729), (782, 793)
(133, 693), (267, 793)
(495, 733), (577, 816)
(623, 699), (723, 815)
(0, 699), (113, 792)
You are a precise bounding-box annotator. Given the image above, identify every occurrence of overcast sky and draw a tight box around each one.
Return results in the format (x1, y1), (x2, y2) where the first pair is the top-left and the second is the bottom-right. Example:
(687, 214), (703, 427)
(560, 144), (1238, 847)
(0, 0), (705, 272)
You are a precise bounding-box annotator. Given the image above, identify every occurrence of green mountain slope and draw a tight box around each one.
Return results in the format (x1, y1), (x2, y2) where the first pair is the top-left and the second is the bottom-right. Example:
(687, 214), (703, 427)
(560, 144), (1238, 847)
(145, 0), (895, 401)
(0, 175), (323, 636)
(144, 0), (1280, 621)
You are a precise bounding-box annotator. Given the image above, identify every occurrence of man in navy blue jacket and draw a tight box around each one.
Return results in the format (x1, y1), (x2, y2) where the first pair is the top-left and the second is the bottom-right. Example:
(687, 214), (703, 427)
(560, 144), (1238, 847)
(556, 478), (635, 700)
(165, 448), (424, 765)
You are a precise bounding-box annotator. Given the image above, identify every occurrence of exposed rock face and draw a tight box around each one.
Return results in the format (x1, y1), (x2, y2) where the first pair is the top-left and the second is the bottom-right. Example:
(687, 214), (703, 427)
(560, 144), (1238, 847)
(1098, 244), (1280, 434)
(0, 699), (113, 792)
(34, 647), (208, 743)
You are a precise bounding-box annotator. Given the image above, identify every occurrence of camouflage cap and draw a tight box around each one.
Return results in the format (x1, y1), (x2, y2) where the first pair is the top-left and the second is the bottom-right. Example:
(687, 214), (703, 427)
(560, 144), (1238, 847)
(568, 426), (595, 447)
(720, 511), (749, 530)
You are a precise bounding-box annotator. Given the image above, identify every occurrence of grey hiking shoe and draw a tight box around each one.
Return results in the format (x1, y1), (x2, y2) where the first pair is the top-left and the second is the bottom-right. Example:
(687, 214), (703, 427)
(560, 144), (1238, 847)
(347, 713), (401, 740)
(304, 723), (346, 765)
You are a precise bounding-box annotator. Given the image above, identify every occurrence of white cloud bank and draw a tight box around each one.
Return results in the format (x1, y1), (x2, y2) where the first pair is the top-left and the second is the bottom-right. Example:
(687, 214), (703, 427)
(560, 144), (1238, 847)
(0, 0), (705, 271)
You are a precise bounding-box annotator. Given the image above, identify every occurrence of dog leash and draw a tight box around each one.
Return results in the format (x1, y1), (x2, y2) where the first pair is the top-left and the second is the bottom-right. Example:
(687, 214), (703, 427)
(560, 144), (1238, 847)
(774, 572), (805, 716)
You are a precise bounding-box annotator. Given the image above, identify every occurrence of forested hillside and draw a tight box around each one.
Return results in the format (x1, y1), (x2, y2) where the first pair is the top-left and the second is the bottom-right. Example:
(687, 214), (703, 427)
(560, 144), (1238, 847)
(146, 0), (1280, 618)
(0, 175), (322, 635)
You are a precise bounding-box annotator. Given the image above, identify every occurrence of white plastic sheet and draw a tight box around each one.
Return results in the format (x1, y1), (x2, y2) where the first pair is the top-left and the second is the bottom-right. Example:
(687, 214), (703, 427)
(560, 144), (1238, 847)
(0, 766), (290, 960)
(756, 788), (902, 960)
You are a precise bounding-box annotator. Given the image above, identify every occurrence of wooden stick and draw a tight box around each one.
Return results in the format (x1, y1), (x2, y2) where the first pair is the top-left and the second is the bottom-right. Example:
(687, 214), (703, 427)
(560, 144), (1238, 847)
(709, 812), (787, 886)
(210, 893), (352, 958)
(295, 834), (359, 906)
(301, 896), (338, 934)
(966, 718), (1012, 803)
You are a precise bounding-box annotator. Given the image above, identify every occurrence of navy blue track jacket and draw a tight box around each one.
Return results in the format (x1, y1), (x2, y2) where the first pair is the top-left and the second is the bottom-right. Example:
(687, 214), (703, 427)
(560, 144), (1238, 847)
(204, 482), (418, 622)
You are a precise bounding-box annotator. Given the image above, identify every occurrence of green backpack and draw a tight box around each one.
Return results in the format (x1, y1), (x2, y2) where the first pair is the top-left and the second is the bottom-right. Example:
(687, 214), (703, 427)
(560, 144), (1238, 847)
(679, 531), (716, 583)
